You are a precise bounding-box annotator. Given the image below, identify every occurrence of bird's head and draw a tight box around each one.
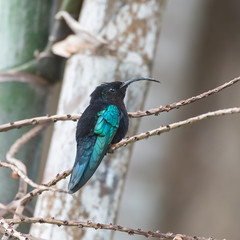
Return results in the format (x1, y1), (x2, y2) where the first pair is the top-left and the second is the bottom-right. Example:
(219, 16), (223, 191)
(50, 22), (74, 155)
(90, 77), (160, 104)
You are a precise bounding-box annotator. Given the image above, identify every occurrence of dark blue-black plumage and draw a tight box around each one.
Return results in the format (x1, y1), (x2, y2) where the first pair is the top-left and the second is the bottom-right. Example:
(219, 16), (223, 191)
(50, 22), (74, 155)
(68, 78), (159, 193)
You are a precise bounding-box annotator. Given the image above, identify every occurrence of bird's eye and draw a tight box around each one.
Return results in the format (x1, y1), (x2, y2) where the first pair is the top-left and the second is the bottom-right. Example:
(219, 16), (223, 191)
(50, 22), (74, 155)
(109, 88), (116, 93)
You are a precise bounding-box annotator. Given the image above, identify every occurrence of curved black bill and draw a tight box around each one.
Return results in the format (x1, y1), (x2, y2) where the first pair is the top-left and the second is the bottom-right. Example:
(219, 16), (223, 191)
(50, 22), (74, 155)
(120, 77), (160, 88)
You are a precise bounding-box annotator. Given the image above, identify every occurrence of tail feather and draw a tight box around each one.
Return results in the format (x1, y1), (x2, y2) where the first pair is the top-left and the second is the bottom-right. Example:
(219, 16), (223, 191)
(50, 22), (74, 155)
(68, 136), (96, 192)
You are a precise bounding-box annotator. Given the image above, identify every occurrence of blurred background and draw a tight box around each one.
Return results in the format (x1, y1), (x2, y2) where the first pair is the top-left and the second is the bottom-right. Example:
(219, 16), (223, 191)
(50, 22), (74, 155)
(116, 0), (240, 239)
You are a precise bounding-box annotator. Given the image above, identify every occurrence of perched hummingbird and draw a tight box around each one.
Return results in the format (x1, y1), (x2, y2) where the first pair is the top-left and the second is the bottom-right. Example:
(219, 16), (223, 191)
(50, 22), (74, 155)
(68, 77), (159, 193)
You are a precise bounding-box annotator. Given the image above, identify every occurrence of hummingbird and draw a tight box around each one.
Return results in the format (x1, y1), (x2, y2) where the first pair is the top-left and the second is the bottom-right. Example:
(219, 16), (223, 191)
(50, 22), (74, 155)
(68, 77), (159, 193)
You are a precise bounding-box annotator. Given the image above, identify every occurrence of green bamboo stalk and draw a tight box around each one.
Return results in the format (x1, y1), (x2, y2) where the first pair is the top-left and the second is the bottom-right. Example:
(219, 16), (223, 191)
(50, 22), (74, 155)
(0, 1), (54, 235)
(0, 0), (53, 70)
(0, 78), (50, 203)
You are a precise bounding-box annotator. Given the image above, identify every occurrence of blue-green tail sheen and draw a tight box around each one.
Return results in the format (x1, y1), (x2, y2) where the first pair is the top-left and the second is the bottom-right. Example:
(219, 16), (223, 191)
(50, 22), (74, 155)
(68, 105), (120, 193)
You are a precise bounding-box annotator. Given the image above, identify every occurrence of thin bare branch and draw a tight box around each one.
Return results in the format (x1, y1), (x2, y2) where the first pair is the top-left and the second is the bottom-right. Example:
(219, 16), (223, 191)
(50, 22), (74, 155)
(6, 216), (221, 240)
(0, 161), (28, 192)
(6, 125), (45, 164)
(0, 114), (79, 132)
(0, 203), (15, 218)
(2, 124), (67, 194)
(0, 73), (49, 88)
(43, 168), (72, 188)
(6, 125), (45, 196)
(111, 107), (240, 151)
(0, 203), (33, 221)
(0, 217), (30, 240)
(0, 76), (239, 132)
(0, 124), (70, 237)
(16, 168), (72, 208)
(2, 126), (46, 239)
(128, 76), (240, 117)
(0, 167), (72, 238)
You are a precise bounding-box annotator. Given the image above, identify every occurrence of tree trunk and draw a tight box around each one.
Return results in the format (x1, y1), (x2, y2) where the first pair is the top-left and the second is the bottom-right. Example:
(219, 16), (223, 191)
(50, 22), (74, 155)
(31, 0), (166, 239)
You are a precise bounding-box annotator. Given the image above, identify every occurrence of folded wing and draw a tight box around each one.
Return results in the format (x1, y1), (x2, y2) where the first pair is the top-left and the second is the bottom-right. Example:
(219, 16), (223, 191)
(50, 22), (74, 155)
(68, 105), (120, 193)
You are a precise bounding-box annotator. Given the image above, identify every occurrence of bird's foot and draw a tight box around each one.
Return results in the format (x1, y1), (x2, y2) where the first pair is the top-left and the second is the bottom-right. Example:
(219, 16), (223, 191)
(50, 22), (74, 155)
(107, 145), (114, 154)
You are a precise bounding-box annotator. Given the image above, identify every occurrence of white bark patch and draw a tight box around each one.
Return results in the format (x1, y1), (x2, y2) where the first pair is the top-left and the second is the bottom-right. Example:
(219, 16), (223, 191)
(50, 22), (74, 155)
(79, 0), (108, 33)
